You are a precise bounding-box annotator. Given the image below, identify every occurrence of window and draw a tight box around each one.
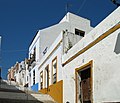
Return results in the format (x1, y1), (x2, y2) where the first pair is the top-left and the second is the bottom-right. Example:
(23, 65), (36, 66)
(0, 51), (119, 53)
(33, 47), (36, 60)
(75, 29), (85, 37)
(52, 57), (57, 84)
(40, 71), (43, 89)
(30, 47), (36, 64)
(27, 76), (28, 81)
(43, 47), (48, 55)
(33, 70), (35, 85)
(45, 65), (49, 88)
(22, 73), (24, 78)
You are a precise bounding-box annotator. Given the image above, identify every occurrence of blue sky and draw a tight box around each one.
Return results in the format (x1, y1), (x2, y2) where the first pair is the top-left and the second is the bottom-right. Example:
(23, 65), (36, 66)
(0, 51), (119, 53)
(0, 0), (117, 79)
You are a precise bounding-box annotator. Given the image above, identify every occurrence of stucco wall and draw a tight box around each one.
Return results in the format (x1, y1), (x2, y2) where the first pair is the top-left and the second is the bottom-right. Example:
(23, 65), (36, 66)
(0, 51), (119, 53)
(31, 12), (92, 61)
(62, 7), (120, 103)
(38, 42), (63, 90)
(29, 65), (39, 87)
(29, 12), (93, 89)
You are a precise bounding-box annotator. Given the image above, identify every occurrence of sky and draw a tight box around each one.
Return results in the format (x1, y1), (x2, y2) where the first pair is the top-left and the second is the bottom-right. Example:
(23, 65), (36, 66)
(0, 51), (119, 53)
(0, 0), (118, 79)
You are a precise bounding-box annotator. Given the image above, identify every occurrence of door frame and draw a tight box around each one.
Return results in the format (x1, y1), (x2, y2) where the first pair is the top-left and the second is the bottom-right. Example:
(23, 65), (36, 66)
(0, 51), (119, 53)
(45, 64), (49, 89)
(75, 60), (93, 103)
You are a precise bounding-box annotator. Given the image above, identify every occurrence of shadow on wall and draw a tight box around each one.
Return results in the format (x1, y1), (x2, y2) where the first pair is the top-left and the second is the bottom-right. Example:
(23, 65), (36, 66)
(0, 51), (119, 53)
(114, 33), (120, 54)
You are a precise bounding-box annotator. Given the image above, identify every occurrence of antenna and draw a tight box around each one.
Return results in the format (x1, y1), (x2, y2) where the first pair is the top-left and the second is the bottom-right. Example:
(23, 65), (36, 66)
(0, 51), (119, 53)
(65, 3), (72, 14)
(65, 3), (72, 19)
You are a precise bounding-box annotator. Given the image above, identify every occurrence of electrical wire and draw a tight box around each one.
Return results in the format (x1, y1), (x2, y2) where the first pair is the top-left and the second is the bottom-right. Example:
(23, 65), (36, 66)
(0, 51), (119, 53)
(2, 49), (27, 53)
(77, 0), (87, 14)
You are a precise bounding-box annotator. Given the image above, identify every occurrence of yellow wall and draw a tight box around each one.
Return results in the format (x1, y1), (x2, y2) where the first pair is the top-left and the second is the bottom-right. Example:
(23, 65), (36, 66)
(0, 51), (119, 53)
(39, 80), (63, 103)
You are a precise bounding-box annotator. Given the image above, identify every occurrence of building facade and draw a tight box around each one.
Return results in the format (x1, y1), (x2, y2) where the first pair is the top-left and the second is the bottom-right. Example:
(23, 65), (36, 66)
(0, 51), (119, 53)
(38, 8), (120, 103)
(8, 61), (27, 87)
(7, 67), (15, 81)
(62, 7), (120, 103)
(28, 12), (92, 92)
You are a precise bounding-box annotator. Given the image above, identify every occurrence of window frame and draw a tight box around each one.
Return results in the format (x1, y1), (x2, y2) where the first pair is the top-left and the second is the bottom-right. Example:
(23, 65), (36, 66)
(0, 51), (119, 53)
(33, 70), (35, 85)
(52, 56), (57, 84)
(75, 28), (85, 37)
(44, 64), (49, 88)
(40, 71), (43, 89)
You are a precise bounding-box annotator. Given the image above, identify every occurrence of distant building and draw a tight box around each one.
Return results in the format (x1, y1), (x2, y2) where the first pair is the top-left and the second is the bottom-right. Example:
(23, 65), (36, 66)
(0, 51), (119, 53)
(14, 62), (19, 84)
(7, 66), (15, 81)
(18, 61), (26, 86)
(8, 61), (27, 87)
(24, 58), (29, 87)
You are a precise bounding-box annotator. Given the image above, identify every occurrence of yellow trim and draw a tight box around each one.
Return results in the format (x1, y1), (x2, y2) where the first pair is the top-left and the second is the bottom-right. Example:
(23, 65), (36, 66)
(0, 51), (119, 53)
(39, 88), (47, 94)
(52, 56), (58, 84)
(39, 80), (63, 103)
(75, 60), (93, 103)
(63, 23), (120, 66)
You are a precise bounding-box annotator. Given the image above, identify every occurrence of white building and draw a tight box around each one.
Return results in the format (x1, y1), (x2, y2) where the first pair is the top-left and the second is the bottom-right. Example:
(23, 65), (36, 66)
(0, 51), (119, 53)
(28, 12), (92, 92)
(62, 7), (120, 103)
(38, 7), (120, 103)
(24, 58), (29, 87)
(18, 61), (26, 86)
(14, 62), (19, 83)
(9, 61), (27, 87)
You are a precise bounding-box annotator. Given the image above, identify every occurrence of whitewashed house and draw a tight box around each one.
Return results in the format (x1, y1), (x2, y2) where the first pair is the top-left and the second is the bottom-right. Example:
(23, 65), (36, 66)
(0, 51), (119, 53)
(14, 62), (19, 83)
(62, 7), (120, 103)
(18, 61), (26, 86)
(8, 60), (27, 87)
(28, 12), (92, 92)
(38, 7), (120, 103)
(37, 13), (93, 103)
(24, 58), (29, 87)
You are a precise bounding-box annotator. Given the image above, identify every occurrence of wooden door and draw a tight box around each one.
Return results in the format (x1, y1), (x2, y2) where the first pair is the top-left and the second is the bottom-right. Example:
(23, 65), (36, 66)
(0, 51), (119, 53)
(77, 67), (91, 103)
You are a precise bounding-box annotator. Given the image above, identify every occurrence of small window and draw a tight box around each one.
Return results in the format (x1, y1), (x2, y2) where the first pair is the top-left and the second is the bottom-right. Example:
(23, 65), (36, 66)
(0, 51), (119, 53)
(27, 76), (28, 81)
(75, 29), (85, 37)
(33, 70), (35, 85)
(43, 47), (48, 55)
(40, 71), (43, 89)
(52, 57), (57, 84)
(33, 47), (36, 59)
(22, 73), (24, 78)
(45, 65), (49, 88)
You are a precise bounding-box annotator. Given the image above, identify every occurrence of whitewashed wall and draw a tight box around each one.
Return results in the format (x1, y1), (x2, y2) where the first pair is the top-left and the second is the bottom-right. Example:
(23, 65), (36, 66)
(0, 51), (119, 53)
(29, 12), (92, 89)
(29, 65), (39, 87)
(62, 7), (120, 103)
(38, 33), (63, 90)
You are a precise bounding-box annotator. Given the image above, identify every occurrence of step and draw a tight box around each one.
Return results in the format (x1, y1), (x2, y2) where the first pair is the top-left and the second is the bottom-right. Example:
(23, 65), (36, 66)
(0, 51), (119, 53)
(31, 94), (53, 100)
(0, 92), (56, 102)
(0, 98), (43, 103)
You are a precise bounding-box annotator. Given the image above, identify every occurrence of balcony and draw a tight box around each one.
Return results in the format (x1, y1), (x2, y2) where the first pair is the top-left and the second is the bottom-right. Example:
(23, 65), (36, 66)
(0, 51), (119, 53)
(63, 30), (85, 54)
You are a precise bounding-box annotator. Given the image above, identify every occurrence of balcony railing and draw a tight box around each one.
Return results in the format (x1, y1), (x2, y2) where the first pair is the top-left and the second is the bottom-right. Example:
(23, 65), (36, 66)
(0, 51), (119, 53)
(63, 31), (83, 54)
